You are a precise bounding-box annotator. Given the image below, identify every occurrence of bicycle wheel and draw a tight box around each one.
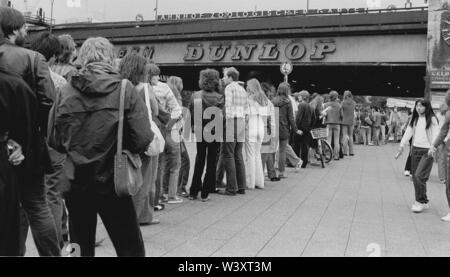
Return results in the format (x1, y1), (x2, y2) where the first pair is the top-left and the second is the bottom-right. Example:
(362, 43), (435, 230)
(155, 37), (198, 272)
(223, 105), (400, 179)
(321, 139), (333, 163)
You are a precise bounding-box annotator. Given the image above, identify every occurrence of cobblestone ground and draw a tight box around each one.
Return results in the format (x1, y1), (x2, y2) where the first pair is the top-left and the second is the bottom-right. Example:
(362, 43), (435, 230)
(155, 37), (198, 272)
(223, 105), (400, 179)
(25, 143), (450, 257)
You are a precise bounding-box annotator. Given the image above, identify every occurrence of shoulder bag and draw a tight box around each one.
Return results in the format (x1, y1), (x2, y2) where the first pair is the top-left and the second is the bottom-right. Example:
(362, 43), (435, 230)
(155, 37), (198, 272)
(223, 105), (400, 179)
(114, 79), (143, 197)
(144, 83), (165, 156)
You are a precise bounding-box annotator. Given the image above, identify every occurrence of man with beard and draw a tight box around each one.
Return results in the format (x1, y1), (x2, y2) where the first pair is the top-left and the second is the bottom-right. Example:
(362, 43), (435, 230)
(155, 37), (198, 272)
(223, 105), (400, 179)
(0, 7), (60, 256)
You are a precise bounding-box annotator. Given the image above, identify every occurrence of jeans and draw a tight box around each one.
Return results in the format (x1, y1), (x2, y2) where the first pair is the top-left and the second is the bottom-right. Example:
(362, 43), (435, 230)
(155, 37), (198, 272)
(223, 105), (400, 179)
(45, 147), (68, 249)
(216, 143), (225, 187)
(388, 123), (400, 142)
(65, 185), (145, 257)
(278, 139), (289, 174)
(190, 141), (219, 199)
(0, 145), (20, 256)
(437, 143), (447, 181)
(380, 125), (386, 144)
(410, 147), (434, 204)
(293, 132), (311, 167)
(132, 155), (157, 224)
(161, 131), (181, 200)
(372, 126), (381, 146)
(178, 140), (190, 193)
(327, 124), (340, 158)
(261, 153), (277, 179)
(19, 174), (60, 257)
(341, 125), (354, 155)
(222, 118), (246, 192)
(360, 127), (370, 145)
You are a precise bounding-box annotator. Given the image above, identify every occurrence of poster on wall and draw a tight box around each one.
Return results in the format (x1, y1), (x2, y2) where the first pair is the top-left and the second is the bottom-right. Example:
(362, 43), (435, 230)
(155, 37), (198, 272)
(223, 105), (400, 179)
(428, 0), (450, 91)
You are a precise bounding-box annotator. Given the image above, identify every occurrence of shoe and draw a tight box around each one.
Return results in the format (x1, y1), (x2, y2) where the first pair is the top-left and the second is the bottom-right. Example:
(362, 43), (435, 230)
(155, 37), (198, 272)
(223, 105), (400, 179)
(404, 170), (411, 177)
(270, 177), (281, 182)
(350, 154), (355, 156)
(334, 158), (340, 161)
(441, 213), (450, 222)
(237, 189), (246, 194)
(188, 195), (197, 200)
(140, 218), (160, 226)
(210, 188), (221, 194)
(179, 190), (188, 197)
(154, 204), (165, 211)
(161, 194), (169, 203)
(218, 190), (236, 196)
(411, 201), (429, 213)
(167, 197), (183, 204)
(255, 186), (264, 190)
(201, 197), (210, 202)
(295, 162), (302, 170)
(440, 179), (446, 184)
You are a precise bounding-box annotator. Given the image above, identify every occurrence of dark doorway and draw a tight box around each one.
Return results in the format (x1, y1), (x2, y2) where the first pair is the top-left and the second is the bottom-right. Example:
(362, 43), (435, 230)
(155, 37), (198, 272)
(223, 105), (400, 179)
(161, 65), (425, 98)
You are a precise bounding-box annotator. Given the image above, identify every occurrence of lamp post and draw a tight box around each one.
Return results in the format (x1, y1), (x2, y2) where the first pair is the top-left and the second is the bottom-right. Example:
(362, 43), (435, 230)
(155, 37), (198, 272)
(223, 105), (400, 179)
(50, 0), (55, 33)
(306, 0), (309, 10)
(154, 0), (158, 21)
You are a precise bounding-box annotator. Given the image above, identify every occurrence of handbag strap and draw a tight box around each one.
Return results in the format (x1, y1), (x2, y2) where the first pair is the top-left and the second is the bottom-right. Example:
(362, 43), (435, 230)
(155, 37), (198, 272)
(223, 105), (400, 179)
(117, 79), (127, 155)
(144, 83), (153, 122)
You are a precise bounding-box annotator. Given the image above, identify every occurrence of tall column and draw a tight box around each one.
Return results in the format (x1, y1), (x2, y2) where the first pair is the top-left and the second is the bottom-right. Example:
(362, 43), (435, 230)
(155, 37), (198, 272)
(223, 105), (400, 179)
(427, 0), (450, 102)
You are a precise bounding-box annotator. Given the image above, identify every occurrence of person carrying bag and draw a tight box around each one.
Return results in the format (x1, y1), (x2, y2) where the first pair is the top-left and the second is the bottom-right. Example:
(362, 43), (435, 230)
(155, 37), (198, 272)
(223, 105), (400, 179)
(114, 80), (144, 197)
(143, 84), (165, 156)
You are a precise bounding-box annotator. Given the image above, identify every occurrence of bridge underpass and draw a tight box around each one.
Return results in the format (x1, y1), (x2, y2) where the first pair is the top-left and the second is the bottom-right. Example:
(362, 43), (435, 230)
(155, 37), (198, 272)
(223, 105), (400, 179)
(161, 64), (426, 97)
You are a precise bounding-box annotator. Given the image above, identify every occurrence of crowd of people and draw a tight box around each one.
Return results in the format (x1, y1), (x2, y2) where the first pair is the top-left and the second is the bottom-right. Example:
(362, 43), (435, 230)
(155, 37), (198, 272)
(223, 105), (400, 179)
(2, 6), (450, 257)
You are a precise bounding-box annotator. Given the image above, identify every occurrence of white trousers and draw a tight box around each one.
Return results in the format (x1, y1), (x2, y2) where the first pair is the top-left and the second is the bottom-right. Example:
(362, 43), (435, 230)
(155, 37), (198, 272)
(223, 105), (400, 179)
(245, 141), (264, 189)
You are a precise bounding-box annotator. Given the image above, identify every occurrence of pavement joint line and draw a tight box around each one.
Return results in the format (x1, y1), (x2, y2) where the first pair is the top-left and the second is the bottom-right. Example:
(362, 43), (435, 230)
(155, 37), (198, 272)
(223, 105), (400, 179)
(299, 157), (350, 257)
(255, 173), (325, 256)
(344, 150), (365, 257)
(212, 167), (318, 257)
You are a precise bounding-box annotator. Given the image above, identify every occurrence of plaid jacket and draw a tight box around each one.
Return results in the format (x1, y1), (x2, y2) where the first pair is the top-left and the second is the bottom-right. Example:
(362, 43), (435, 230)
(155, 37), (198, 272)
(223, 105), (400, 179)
(224, 81), (249, 119)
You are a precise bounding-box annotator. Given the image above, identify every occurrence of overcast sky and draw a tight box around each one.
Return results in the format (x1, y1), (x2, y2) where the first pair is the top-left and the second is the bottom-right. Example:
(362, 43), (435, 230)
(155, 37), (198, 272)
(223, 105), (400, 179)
(10, 0), (428, 23)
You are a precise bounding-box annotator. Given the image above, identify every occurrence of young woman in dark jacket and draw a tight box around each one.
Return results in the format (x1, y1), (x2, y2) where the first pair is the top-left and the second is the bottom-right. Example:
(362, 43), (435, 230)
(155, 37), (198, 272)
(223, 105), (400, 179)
(271, 82), (301, 178)
(189, 69), (225, 201)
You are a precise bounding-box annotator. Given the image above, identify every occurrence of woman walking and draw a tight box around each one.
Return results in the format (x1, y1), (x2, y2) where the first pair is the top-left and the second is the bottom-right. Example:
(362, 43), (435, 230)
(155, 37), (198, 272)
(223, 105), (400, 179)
(189, 69), (224, 201)
(245, 79), (270, 189)
(272, 82), (302, 178)
(396, 99), (439, 213)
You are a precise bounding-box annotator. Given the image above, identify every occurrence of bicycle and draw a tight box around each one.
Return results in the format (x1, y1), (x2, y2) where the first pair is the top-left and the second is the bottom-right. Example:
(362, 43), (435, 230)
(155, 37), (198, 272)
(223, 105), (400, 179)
(310, 127), (333, 168)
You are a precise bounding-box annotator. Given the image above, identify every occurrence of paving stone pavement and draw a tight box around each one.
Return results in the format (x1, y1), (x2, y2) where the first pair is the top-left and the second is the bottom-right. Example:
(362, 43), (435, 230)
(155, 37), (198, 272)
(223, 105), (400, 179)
(25, 143), (450, 257)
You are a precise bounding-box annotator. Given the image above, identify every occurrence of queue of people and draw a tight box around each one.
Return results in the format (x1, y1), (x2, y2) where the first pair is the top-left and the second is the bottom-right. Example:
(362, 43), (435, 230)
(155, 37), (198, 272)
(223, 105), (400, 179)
(6, 5), (450, 257)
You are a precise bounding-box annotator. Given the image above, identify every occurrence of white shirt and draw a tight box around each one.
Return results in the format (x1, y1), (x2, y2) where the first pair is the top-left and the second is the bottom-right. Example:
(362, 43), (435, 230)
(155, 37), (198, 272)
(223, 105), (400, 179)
(413, 117), (431, 148)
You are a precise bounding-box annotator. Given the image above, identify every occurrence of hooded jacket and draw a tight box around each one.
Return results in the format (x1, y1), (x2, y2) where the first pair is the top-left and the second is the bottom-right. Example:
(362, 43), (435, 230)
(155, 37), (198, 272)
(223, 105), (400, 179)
(53, 63), (153, 192)
(189, 90), (224, 141)
(272, 96), (297, 140)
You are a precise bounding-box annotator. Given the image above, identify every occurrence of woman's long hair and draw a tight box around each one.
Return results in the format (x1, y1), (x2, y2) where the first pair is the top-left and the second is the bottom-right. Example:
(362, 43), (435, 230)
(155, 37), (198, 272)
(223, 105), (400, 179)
(167, 76), (183, 104)
(246, 78), (268, 106)
(409, 99), (437, 129)
(310, 95), (324, 114)
(119, 53), (147, 86)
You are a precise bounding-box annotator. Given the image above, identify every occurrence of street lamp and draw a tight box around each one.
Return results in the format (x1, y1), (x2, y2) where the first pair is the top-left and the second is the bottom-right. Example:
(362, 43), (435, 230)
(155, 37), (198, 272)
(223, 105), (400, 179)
(50, 0), (55, 33)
